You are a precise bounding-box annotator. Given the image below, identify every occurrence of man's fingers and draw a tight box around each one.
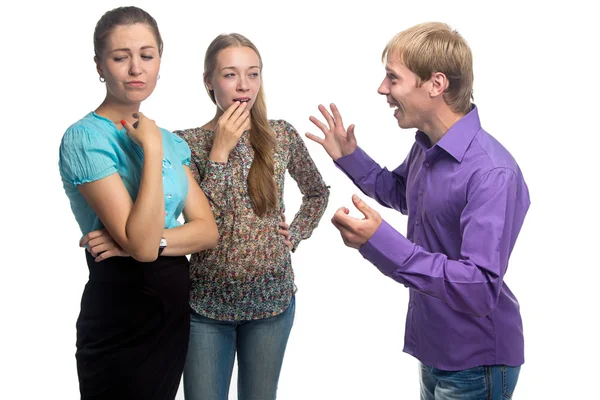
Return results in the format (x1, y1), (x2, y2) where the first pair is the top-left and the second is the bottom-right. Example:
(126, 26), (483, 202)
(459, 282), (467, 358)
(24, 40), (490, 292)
(351, 194), (375, 218)
(331, 216), (345, 232)
(305, 132), (325, 145)
(331, 207), (355, 230)
(347, 124), (357, 143)
(308, 115), (330, 135)
(330, 218), (353, 247)
(330, 103), (345, 131)
(318, 104), (336, 131)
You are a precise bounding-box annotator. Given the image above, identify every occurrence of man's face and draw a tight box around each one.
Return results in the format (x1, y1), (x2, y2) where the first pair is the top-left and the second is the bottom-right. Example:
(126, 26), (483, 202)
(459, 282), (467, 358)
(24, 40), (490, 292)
(377, 56), (433, 130)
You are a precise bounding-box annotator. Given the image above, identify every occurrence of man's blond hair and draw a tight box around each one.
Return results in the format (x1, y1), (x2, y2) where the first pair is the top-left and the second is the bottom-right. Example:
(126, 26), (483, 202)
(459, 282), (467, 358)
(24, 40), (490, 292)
(382, 22), (474, 114)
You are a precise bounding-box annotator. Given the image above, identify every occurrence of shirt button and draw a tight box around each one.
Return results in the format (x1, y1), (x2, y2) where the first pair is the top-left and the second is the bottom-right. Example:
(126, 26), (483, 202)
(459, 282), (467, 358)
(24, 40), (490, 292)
(415, 220), (420, 226)
(424, 162), (430, 168)
(166, 193), (172, 199)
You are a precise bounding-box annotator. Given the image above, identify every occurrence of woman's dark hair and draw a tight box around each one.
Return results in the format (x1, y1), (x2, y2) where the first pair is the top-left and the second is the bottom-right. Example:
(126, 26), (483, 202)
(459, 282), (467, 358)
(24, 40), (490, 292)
(93, 6), (163, 59)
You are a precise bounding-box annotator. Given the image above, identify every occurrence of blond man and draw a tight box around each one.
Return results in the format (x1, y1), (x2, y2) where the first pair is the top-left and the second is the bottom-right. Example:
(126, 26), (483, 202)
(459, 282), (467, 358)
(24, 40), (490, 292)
(307, 22), (530, 399)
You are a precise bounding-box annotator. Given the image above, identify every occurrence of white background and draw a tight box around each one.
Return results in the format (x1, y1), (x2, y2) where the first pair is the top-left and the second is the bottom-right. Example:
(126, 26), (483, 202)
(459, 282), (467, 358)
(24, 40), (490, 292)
(1, 0), (598, 398)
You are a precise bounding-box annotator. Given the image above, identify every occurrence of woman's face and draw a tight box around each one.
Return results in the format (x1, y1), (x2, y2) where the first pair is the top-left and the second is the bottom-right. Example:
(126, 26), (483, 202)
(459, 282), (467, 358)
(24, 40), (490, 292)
(206, 46), (261, 112)
(96, 23), (161, 105)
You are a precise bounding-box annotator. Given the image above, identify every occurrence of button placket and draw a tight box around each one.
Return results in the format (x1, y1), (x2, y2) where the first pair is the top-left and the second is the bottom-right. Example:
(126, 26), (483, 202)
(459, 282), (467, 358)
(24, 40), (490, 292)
(162, 157), (173, 219)
(414, 162), (429, 241)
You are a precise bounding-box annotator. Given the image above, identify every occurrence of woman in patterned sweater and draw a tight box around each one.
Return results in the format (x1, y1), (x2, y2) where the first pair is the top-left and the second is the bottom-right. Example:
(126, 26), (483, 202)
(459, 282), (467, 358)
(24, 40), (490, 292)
(176, 33), (329, 399)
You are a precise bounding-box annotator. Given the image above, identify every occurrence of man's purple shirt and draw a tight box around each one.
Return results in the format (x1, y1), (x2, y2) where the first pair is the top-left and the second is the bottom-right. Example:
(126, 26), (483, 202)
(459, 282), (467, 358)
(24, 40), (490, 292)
(335, 106), (530, 370)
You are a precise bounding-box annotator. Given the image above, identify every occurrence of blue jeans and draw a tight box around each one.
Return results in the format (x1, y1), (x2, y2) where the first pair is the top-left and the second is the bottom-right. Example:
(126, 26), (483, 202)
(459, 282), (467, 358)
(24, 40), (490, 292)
(183, 296), (295, 400)
(420, 363), (521, 400)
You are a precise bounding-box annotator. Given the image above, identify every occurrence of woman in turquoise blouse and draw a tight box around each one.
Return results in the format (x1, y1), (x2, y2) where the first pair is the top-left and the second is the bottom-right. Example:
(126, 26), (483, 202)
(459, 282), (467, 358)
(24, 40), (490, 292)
(58, 7), (218, 399)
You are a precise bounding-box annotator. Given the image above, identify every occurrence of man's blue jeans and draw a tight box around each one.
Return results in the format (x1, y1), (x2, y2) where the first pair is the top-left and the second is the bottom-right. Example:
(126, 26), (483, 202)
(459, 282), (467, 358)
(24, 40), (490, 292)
(420, 362), (521, 399)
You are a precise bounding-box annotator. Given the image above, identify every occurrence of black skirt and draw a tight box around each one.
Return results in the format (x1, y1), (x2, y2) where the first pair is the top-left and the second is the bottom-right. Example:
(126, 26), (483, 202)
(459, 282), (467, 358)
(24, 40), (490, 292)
(76, 251), (190, 399)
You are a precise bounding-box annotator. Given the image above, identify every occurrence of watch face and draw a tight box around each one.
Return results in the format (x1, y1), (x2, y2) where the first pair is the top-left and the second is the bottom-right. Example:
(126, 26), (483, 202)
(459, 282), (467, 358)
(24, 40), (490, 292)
(160, 237), (167, 247)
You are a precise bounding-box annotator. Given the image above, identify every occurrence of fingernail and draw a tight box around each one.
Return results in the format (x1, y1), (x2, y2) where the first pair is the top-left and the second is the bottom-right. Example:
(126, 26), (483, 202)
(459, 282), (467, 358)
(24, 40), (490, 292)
(121, 120), (127, 126)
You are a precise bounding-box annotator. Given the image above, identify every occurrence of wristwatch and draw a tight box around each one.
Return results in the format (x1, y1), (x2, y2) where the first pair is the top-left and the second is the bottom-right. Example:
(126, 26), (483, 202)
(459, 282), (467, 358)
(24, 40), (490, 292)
(158, 237), (167, 256)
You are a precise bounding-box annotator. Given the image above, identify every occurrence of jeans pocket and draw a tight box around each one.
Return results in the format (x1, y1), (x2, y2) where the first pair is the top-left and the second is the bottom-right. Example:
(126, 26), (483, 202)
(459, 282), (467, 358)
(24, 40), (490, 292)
(501, 365), (521, 399)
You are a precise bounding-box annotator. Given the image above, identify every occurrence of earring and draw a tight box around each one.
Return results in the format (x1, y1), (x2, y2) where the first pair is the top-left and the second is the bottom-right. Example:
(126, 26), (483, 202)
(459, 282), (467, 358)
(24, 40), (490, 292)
(99, 76), (106, 83)
(157, 74), (161, 80)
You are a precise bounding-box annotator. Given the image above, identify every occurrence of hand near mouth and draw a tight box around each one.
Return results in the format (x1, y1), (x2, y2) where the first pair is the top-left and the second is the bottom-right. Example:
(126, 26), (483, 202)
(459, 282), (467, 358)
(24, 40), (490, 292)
(209, 101), (251, 163)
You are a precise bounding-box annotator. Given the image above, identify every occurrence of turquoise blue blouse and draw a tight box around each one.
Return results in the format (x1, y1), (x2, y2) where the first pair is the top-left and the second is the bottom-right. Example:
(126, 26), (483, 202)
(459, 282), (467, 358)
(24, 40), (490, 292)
(59, 112), (191, 236)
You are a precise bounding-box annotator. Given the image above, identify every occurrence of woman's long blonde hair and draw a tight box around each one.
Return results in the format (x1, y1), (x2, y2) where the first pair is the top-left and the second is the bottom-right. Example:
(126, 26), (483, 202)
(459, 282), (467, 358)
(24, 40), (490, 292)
(204, 33), (277, 217)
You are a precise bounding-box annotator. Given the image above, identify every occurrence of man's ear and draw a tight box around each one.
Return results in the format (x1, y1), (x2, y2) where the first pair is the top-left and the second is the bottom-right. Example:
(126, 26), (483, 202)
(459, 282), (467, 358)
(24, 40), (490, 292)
(429, 71), (449, 98)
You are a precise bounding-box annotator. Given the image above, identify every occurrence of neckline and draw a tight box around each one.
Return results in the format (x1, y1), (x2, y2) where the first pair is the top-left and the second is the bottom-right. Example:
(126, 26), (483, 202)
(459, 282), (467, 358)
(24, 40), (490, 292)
(91, 111), (125, 131)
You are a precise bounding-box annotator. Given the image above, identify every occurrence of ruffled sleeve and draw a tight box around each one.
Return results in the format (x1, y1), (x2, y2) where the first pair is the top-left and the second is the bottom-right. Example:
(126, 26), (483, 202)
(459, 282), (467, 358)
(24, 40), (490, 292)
(59, 124), (118, 186)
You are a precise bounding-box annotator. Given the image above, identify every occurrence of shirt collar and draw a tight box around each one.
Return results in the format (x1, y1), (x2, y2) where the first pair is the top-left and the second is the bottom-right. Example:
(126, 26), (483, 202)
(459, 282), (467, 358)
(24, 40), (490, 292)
(415, 105), (481, 163)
